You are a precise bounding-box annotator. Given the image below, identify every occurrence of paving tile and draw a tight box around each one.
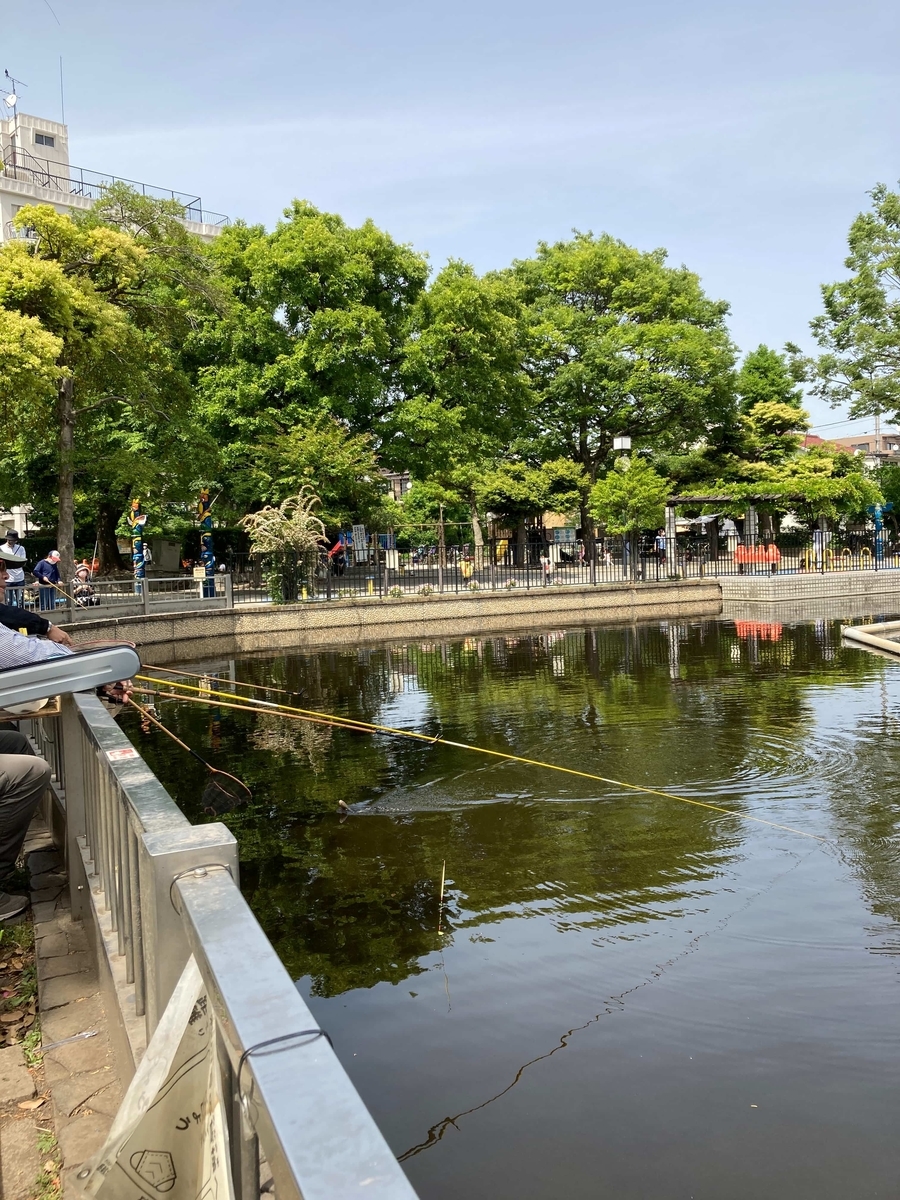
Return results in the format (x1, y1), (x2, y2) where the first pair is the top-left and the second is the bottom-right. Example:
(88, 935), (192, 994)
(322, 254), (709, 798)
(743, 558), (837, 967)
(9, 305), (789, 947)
(32, 900), (60, 923)
(0, 1044), (36, 1103)
(42, 1034), (111, 1082)
(83, 1081), (122, 1120)
(51, 1067), (117, 1120)
(40, 994), (105, 1044)
(38, 951), (91, 981)
(40, 971), (98, 1011)
(0, 1117), (41, 1200)
(57, 1113), (111, 1168)
(35, 931), (68, 958)
(30, 870), (66, 890)
(30, 886), (64, 905)
(27, 849), (62, 876)
(64, 924), (89, 954)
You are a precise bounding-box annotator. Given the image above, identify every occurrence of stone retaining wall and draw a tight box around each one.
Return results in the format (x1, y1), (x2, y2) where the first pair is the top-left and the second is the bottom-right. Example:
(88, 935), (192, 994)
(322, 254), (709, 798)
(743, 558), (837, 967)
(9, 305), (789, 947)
(64, 579), (722, 662)
(720, 569), (900, 605)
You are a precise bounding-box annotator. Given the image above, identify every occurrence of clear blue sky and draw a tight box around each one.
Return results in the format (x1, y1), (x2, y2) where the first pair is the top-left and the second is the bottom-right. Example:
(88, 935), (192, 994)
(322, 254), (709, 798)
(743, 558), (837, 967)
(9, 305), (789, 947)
(6, 0), (899, 429)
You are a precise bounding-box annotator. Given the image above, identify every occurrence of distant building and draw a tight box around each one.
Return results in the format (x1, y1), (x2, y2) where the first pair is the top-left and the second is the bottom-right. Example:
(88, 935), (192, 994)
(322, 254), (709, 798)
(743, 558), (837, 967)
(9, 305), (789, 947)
(0, 109), (229, 243)
(826, 431), (900, 469)
(382, 471), (411, 502)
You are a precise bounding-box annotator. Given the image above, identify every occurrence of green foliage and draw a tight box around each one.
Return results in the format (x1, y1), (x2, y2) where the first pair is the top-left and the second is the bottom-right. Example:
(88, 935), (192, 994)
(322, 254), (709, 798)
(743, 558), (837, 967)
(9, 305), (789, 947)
(477, 458), (586, 526)
(512, 231), (737, 523)
(195, 201), (429, 511)
(736, 344), (804, 413)
(589, 455), (673, 533)
(797, 183), (900, 420)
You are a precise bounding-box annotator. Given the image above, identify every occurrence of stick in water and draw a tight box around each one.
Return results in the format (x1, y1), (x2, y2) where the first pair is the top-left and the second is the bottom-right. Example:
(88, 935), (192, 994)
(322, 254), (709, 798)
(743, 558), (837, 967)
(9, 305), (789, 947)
(438, 860), (446, 935)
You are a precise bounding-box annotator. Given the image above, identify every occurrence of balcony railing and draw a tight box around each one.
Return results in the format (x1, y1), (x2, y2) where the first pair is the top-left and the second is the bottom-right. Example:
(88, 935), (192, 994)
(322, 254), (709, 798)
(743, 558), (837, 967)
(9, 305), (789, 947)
(0, 145), (230, 226)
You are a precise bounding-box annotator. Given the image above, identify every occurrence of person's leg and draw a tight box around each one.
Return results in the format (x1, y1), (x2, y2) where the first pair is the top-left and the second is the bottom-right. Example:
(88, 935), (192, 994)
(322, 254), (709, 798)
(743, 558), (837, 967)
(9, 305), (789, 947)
(0, 753), (52, 883)
(38, 586), (52, 611)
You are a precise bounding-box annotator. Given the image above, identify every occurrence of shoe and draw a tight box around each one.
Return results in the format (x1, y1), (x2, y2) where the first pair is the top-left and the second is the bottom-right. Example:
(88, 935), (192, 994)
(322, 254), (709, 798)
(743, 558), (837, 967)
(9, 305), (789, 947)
(0, 891), (29, 920)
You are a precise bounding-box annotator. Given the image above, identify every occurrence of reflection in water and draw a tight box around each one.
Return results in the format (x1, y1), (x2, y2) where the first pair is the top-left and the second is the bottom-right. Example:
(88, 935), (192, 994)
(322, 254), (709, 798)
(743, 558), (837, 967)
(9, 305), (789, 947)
(124, 618), (900, 1200)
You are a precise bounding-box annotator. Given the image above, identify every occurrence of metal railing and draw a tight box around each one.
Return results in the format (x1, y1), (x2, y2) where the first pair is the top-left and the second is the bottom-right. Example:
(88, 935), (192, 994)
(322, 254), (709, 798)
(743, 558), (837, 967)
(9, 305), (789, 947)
(24, 692), (416, 1200)
(225, 533), (900, 604)
(0, 144), (230, 226)
(32, 574), (233, 621)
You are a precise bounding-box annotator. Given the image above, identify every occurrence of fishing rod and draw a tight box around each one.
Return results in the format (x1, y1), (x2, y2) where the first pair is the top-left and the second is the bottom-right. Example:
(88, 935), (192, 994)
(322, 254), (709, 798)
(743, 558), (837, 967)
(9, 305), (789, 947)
(138, 675), (827, 843)
(141, 662), (306, 702)
(125, 695), (251, 814)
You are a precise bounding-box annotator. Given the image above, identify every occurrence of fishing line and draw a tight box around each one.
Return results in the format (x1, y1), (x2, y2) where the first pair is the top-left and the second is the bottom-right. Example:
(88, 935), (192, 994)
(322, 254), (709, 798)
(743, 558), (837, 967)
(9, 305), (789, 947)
(137, 675), (827, 843)
(142, 663), (306, 701)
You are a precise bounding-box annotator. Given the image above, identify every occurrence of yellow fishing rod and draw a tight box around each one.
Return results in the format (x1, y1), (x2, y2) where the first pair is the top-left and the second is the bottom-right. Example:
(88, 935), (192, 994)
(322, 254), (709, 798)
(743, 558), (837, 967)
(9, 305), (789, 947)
(137, 673), (826, 843)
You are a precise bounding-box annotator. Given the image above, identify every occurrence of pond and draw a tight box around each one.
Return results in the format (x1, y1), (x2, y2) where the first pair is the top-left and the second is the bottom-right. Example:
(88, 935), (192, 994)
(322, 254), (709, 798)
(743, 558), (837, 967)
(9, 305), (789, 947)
(123, 617), (900, 1200)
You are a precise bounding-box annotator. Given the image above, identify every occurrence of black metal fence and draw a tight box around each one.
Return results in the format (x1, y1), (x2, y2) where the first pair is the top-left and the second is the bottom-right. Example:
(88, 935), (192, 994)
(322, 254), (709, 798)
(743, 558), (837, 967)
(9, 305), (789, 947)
(224, 531), (900, 605)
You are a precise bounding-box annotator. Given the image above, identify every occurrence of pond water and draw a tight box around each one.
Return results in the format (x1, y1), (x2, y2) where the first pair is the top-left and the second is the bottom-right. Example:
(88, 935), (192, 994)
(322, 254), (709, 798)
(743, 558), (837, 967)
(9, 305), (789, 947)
(124, 617), (900, 1199)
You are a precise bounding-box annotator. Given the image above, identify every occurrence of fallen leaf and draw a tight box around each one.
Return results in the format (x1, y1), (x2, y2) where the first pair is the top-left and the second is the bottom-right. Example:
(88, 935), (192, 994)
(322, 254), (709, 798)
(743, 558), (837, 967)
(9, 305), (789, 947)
(18, 1097), (45, 1110)
(44, 1161), (55, 1172)
(21, 1014), (35, 1027)
(1, 1012), (22, 1023)
(11, 958), (23, 970)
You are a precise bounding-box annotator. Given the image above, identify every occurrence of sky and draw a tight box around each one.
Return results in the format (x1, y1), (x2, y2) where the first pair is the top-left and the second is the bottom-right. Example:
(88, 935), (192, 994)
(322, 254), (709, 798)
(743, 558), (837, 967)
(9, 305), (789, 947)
(5, 0), (900, 431)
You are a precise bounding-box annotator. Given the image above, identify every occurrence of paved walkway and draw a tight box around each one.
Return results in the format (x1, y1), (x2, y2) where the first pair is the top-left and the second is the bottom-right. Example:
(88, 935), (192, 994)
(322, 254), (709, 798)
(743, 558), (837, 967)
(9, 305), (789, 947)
(0, 820), (123, 1199)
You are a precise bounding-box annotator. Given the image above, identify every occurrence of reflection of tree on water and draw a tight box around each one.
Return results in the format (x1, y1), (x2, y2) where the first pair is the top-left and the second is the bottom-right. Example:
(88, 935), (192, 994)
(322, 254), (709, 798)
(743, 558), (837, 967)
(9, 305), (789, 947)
(122, 619), (886, 996)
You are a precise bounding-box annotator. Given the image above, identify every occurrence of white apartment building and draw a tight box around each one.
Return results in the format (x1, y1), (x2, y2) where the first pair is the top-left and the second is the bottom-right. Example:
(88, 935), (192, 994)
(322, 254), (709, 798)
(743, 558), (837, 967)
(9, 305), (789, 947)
(0, 109), (228, 242)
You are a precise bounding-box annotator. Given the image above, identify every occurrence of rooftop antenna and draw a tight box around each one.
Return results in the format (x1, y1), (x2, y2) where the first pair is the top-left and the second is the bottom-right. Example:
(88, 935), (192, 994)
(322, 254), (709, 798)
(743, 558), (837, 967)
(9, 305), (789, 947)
(3, 70), (27, 116)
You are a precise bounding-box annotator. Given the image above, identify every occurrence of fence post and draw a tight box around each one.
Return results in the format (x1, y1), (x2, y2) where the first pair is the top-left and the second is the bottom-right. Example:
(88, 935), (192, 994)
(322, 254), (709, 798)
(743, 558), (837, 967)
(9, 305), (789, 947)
(138, 823), (239, 1034)
(224, 573), (234, 609)
(141, 579), (151, 616)
(59, 694), (90, 922)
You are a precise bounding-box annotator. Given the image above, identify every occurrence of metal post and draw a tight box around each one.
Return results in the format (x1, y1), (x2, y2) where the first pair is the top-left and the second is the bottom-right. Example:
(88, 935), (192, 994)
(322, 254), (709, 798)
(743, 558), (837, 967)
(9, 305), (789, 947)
(224, 572), (234, 609)
(142, 580), (151, 616)
(139, 823), (238, 1035)
(59, 695), (89, 921)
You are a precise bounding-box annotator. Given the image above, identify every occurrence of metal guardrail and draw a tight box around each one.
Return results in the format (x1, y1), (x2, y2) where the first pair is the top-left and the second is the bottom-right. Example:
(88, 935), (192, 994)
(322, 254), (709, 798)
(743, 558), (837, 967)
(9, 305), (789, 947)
(25, 693), (417, 1200)
(39, 574), (233, 621)
(0, 145), (230, 226)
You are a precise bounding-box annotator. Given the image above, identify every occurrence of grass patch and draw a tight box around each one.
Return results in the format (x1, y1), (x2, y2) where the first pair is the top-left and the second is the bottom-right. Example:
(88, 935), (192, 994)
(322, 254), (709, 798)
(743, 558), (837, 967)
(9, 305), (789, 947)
(33, 1127), (61, 1200)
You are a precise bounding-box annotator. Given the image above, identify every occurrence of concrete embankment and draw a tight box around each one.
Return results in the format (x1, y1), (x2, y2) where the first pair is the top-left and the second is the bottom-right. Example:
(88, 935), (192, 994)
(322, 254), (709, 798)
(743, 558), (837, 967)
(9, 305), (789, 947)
(64, 579), (722, 661)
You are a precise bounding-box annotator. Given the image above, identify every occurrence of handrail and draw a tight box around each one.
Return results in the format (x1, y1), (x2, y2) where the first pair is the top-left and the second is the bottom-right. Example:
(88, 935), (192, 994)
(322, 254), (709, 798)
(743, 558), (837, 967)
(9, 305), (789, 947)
(26, 692), (417, 1199)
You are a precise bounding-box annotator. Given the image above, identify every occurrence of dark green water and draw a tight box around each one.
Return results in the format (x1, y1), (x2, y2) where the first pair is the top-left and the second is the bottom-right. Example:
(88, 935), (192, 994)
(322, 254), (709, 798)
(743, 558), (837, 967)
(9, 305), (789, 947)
(124, 618), (900, 1199)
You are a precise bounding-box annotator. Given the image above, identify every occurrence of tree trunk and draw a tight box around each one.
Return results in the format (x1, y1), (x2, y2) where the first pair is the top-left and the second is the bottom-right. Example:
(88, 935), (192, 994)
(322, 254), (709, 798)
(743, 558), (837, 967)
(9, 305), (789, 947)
(57, 377), (76, 582)
(580, 499), (595, 563)
(470, 497), (484, 570)
(97, 499), (125, 575)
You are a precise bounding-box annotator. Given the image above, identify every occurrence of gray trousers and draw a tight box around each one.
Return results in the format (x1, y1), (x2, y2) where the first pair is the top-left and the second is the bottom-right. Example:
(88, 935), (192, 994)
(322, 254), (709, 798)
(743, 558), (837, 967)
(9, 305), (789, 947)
(0, 731), (51, 883)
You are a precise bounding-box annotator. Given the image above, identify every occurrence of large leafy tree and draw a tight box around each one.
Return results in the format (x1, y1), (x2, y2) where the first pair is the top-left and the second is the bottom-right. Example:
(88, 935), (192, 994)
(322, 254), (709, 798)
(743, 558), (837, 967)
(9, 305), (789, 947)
(512, 232), (737, 545)
(193, 201), (429, 512)
(389, 261), (532, 562)
(0, 190), (219, 573)
(796, 183), (900, 422)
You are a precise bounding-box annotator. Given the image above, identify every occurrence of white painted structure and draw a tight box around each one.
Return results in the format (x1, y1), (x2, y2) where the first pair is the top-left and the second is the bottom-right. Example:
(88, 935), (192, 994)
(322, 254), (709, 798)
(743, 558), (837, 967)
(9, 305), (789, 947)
(0, 110), (228, 242)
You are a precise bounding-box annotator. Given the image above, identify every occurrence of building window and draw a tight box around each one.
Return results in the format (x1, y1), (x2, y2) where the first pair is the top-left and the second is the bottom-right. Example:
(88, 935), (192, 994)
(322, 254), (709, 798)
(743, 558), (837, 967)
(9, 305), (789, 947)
(35, 133), (55, 148)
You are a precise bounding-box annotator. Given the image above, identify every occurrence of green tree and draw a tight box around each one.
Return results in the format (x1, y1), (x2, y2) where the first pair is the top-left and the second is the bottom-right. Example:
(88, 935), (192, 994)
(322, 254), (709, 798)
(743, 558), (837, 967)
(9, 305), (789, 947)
(736, 344), (804, 413)
(477, 458), (585, 562)
(390, 261), (531, 563)
(240, 488), (326, 602)
(796, 183), (900, 423)
(0, 191), (219, 574)
(513, 232), (736, 543)
(195, 202), (429, 512)
(589, 455), (672, 535)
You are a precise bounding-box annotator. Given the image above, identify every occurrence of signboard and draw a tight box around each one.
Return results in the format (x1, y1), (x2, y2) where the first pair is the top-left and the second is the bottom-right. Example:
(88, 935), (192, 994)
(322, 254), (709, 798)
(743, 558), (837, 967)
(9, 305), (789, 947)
(352, 524), (368, 564)
(552, 528), (576, 543)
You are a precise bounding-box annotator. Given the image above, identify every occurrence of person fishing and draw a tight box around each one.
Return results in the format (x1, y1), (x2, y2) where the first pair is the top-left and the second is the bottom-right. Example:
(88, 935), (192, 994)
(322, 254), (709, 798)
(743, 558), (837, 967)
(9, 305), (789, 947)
(72, 564), (99, 607)
(32, 550), (62, 612)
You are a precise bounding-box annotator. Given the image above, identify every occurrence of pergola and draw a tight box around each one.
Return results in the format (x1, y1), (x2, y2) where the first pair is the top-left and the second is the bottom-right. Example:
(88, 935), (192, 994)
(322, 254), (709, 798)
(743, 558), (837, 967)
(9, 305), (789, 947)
(664, 494), (805, 559)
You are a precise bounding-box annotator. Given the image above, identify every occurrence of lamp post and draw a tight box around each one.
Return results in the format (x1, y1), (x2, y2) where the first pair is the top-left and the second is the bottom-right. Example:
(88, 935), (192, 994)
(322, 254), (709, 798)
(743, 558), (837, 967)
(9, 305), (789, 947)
(612, 435), (641, 581)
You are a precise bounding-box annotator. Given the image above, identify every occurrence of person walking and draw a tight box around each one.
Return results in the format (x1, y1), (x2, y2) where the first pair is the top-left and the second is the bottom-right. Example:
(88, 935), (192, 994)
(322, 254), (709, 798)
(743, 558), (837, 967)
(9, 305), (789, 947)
(3, 531), (26, 607)
(33, 550), (62, 612)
